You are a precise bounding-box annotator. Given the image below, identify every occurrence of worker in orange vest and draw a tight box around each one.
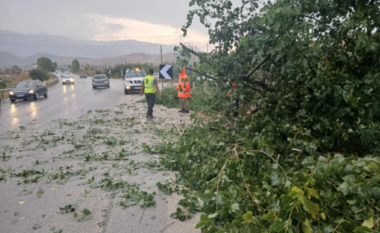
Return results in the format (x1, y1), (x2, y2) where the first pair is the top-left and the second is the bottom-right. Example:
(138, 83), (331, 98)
(176, 68), (191, 113)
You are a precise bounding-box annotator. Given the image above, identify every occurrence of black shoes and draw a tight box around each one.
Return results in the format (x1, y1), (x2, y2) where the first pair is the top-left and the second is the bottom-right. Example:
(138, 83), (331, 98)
(179, 109), (189, 113)
(146, 115), (154, 119)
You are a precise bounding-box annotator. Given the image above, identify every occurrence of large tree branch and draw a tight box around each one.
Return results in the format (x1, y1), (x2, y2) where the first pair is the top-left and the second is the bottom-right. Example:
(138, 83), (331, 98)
(244, 54), (271, 81)
(185, 67), (217, 81)
(180, 43), (213, 66)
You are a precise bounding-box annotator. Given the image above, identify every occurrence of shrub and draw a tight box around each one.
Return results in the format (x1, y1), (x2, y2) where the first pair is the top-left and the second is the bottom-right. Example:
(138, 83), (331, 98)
(29, 69), (49, 82)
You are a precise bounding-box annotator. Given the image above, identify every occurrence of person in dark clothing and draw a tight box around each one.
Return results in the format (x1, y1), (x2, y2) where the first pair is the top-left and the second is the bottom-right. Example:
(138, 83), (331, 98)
(140, 69), (161, 118)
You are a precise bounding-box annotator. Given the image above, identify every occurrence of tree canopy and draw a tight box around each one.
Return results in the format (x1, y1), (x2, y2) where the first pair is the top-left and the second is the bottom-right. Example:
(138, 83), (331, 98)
(12, 65), (21, 70)
(52, 62), (57, 71)
(29, 69), (49, 81)
(37, 57), (53, 72)
(155, 0), (380, 232)
(71, 59), (80, 72)
(180, 0), (380, 156)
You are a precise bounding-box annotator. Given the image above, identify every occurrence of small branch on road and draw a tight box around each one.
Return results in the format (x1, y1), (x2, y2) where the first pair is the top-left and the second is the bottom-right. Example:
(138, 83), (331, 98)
(185, 67), (217, 81)
(160, 221), (175, 233)
(139, 208), (145, 223)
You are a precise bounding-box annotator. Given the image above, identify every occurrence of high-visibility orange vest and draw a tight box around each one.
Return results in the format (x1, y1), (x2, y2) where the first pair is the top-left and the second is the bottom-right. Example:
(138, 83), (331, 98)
(176, 69), (191, 98)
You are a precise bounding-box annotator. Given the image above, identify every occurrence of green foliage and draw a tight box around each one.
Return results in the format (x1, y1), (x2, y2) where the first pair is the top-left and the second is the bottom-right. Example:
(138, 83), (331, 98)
(0, 81), (6, 89)
(52, 62), (57, 71)
(29, 69), (50, 81)
(85, 64), (89, 71)
(37, 57), (52, 72)
(155, 82), (225, 115)
(155, 85), (180, 108)
(146, 0), (380, 231)
(12, 65), (20, 70)
(71, 59), (80, 72)
(118, 187), (156, 209)
(150, 121), (380, 232)
(180, 0), (380, 155)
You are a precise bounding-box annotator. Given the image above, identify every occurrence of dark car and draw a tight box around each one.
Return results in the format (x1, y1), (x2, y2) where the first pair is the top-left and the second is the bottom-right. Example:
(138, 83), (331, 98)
(80, 73), (87, 79)
(9, 80), (48, 102)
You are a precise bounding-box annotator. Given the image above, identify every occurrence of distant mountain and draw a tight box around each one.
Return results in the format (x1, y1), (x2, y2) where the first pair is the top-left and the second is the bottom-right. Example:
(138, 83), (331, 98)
(0, 51), (91, 69)
(0, 51), (23, 67)
(0, 29), (176, 58)
(87, 53), (180, 66)
(0, 50), (179, 69)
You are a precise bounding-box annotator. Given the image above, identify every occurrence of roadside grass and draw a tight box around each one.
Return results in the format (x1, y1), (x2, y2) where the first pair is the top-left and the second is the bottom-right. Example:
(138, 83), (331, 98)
(0, 72), (31, 89)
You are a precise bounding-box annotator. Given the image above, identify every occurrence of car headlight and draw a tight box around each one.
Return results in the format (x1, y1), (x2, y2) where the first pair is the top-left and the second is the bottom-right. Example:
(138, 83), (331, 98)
(28, 90), (34, 94)
(126, 86), (131, 89)
(10, 91), (14, 95)
(71, 78), (74, 82)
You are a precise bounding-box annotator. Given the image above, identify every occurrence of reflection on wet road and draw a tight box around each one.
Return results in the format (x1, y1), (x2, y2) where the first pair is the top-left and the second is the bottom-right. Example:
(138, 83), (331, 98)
(0, 75), (144, 132)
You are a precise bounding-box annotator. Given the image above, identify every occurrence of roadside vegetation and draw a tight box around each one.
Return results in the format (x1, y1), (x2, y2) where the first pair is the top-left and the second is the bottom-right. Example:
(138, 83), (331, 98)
(0, 72), (31, 89)
(144, 0), (380, 232)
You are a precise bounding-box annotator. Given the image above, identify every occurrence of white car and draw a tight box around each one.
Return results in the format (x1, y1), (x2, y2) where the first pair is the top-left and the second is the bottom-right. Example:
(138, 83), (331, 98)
(124, 69), (146, 94)
(62, 74), (75, 85)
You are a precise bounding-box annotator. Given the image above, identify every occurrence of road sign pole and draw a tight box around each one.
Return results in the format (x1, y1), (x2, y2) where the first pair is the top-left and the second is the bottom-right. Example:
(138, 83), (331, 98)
(160, 46), (163, 90)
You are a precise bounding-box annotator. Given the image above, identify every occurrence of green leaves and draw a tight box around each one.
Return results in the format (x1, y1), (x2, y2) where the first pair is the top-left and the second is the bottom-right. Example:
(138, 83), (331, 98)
(242, 211), (254, 223)
(59, 203), (77, 214)
(74, 209), (93, 222)
(302, 219), (313, 233)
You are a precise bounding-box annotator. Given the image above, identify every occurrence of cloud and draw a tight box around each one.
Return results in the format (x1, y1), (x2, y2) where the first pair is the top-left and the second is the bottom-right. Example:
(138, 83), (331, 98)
(103, 23), (124, 32)
(90, 15), (210, 49)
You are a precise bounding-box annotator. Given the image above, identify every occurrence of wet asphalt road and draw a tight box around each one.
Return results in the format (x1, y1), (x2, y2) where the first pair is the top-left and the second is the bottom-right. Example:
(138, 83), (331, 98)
(0, 76), (202, 233)
(0, 75), (144, 132)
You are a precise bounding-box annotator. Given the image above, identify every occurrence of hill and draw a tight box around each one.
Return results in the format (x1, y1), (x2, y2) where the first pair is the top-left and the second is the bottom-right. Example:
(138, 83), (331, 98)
(0, 51), (179, 69)
(0, 29), (176, 58)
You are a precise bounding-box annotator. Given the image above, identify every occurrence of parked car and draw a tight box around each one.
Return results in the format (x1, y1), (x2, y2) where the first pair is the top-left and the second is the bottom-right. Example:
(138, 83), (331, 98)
(124, 68), (146, 94)
(92, 74), (109, 89)
(62, 74), (75, 85)
(9, 80), (48, 102)
(80, 73), (87, 79)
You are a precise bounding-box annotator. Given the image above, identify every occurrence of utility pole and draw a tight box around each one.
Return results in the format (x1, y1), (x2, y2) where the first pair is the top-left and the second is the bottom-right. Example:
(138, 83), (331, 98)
(160, 46), (163, 89)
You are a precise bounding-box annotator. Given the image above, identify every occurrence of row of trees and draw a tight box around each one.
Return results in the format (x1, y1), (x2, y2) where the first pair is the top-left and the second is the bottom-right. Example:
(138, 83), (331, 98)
(38, 57), (81, 73)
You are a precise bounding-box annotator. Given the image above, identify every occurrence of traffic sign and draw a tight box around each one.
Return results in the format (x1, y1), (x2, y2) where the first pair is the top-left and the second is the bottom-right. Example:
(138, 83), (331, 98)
(109, 70), (112, 75)
(159, 65), (172, 79)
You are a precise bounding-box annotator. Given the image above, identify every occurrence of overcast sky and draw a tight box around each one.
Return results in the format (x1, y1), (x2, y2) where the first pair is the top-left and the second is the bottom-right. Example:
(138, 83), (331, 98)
(0, 0), (245, 51)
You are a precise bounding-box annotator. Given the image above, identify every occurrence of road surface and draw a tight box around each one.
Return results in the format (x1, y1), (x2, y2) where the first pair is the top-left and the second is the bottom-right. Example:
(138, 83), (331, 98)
(0, 75), (200, 233)
(0, 75), (141, 131)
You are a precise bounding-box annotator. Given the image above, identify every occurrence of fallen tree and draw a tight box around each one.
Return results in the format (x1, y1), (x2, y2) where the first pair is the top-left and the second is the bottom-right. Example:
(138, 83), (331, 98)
(150, 0), (380, 232)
